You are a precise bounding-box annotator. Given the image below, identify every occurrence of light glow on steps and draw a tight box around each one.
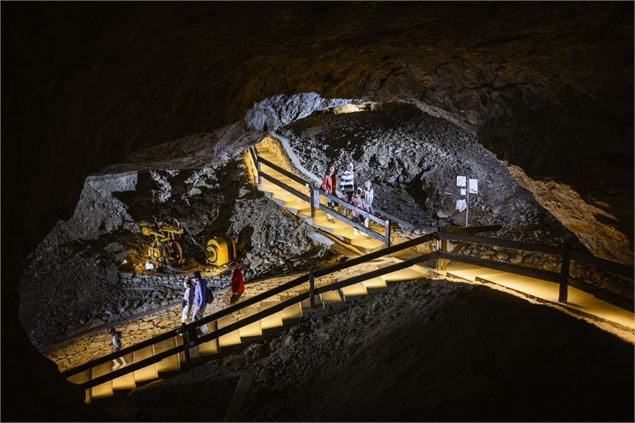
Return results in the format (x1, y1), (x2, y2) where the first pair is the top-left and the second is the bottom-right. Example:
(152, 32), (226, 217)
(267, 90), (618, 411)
(436, 261), (635, 341)
(251, 138), (386, 253)
(73, 258), (433, 403)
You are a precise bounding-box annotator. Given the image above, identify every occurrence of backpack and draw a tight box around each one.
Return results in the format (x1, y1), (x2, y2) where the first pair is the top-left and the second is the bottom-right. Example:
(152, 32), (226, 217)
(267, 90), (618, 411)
(205, 288), (214, 304)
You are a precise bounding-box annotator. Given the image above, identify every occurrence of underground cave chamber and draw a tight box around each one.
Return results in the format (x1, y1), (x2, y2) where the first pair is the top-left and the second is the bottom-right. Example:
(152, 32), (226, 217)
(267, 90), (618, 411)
(14, 97), (635, 421)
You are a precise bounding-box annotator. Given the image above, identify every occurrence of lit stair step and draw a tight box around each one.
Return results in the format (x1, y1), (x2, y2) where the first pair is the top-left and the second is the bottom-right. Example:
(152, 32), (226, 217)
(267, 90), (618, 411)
(361, 276), (388, 292)
(285, 203), (312, 216)
(111, 353), (136, 391)
(279, 295), (303, 321)
(269, 187), (309, 199)
(132, 345), (159, 383)
(217, 315), (242, 348)
(198, 321), (220, 356)
(319, 290), (344, 308)
(153, 337), (181, 373)
(300, 294), (322, 310)
(381, 267), (427, 284)
(67, 368), (91, 386)
(259, 301), (285, 330)
(445, 263), (505, 282)
(238, 306), (263, 338)
(90, 361), (114, 399)
(340, 282), (368, 300)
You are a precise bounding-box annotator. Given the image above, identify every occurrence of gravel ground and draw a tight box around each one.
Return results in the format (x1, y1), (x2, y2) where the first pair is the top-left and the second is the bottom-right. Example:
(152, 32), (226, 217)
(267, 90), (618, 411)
(104, 279), (634, 421)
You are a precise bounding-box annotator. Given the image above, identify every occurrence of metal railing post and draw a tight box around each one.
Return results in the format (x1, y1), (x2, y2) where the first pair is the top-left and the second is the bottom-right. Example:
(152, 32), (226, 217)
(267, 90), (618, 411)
(384, 219), (391, 248)
(309, 270), (315, 308)
(559, 243), (570, 302)
(182, 325), (191, 362)
(310, 186), (316, 219)
(435, 230), (442, 271)
(255, 151), (262, 184)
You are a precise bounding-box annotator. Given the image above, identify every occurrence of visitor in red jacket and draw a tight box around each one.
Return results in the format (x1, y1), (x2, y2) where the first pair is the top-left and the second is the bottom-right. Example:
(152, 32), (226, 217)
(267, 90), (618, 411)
(320, 164), (337, 222)
(230, 262), (245, 304)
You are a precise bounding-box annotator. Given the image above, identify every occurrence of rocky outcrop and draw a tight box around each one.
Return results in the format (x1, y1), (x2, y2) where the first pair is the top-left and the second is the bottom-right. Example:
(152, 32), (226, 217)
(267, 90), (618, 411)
(245, 92), (368, 132)
(280, 102), (574, 246)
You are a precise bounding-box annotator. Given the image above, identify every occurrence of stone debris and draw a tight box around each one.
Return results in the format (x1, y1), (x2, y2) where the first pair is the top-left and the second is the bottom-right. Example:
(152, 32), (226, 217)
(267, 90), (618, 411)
(279, 102), (572, 244)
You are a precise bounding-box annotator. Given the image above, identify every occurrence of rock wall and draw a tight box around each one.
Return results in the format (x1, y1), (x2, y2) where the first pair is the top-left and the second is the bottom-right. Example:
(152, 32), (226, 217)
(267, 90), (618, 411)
(280, 103), (573, 245)
(18, 132), (330, 347)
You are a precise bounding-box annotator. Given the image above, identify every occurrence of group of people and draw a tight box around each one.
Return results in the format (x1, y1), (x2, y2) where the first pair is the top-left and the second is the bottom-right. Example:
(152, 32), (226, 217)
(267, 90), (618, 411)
(107, 264), (246, 371)
(181, 264), (245, 323)
(320, 161), (375, 235)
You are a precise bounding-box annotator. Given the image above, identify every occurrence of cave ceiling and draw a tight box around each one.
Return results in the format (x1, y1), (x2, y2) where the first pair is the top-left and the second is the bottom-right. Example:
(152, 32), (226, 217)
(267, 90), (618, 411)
(3, 1), (633, 262)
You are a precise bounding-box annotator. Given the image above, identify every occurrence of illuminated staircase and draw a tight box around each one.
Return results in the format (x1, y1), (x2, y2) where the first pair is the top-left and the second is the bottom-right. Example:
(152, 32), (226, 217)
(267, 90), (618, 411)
(64, 254), (434, 404)
(252, 137), (387, 253)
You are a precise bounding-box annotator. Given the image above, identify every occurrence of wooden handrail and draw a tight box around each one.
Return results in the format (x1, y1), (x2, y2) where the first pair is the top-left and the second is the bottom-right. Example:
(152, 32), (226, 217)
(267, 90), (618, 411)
(257, 155), (310, 187)
(318, 203), (386, 242)
(441, 225), (502, 234)
(78, 251), (437, 389)
(260, 171), (311, 203)
(569, 251), (633, 279)
(316, 188), (386, 226)
(62, 233), (437, 378)
(438, 232), (562, 255)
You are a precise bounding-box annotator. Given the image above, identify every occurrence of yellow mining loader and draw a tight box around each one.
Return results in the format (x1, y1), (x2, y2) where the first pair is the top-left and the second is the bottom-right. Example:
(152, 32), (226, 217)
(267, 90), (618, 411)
(206, 236), (236, 267)
(139, 217), (236, 271)
(139, 218), (186, 269)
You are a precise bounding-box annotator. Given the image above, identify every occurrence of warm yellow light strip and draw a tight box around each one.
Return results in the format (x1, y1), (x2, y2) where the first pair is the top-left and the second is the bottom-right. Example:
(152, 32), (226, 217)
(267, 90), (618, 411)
(243, 150), (257, 187)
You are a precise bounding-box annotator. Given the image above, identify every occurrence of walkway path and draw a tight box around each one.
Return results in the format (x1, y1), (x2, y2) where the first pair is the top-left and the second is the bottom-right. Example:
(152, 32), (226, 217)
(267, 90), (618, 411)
(436, 261), (635, 342)
(48, 258), (418, 372)
(250, 135), (634, 342)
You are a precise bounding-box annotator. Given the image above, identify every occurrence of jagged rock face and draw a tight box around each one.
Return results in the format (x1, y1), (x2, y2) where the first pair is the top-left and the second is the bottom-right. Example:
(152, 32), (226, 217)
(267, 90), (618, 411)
(18, 139), (330, 346)
(279, 103), (570, 245)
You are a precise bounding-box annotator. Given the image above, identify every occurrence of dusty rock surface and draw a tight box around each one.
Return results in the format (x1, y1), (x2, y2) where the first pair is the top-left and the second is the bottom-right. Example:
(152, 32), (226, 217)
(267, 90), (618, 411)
(105, 280), (634, 421)
(280, 103), (574, 244)
(18, 146), (330, 347)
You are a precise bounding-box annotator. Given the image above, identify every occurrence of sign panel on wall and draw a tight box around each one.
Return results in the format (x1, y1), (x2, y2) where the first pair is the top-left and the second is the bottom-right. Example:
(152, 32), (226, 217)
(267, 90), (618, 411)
(469, 178), (479, 194)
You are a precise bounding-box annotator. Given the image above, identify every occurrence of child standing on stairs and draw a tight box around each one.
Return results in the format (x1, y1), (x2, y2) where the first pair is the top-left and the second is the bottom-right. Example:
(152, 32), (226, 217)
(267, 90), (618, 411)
(108, 327), (128, 371)
(362, 180), (375, 231)
(181, 279), (195, 323)
(351, 189), (365, 236)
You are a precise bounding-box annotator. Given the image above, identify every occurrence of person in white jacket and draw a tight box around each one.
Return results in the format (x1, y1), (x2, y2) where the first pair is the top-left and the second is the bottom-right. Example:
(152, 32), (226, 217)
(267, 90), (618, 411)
(362, 180), (375, 229)
(181, 279), (195, 323)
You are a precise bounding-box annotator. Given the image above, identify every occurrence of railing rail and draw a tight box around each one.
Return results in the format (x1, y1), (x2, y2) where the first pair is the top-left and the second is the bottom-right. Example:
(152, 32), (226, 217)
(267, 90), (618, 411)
(62, 232), (437, 378)
(437, 227), (634, 307)
(253, 146), (392, 246)
(65, 146), (635, 392)
(260, 171), (311, 203)
(62, 224), (634, 391)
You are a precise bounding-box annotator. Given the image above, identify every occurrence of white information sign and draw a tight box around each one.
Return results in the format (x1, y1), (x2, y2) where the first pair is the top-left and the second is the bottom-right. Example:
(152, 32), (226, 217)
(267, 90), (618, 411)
(457, 176), (466, 187)
(469, 178), (479, 194)
(460, 188), (466, 196)
(456, 199), (467, 212)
